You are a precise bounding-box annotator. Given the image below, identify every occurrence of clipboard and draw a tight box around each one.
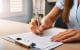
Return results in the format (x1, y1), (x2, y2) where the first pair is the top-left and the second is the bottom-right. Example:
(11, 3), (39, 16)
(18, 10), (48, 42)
(2, 28), (66, 50)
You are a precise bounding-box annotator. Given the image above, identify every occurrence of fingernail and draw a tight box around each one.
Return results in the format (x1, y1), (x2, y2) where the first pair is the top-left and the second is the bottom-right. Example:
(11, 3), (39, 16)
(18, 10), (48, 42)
(60, 40), (64, 43)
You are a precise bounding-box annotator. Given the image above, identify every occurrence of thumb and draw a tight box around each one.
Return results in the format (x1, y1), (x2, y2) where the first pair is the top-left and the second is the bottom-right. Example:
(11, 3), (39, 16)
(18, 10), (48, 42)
(39, 24), (46, 32)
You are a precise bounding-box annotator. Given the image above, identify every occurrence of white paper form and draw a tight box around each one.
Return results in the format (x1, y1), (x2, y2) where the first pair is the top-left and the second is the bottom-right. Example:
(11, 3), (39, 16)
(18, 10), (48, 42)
(4, 28), (66, 50)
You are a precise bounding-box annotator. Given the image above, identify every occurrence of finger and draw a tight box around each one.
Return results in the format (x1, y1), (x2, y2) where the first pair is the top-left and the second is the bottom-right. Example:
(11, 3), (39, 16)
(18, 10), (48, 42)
(31, 18), (37, 22)
(55, 30), (77, 42)
(29, 22), (37, 32)
(51, 29), (70, 39)
(30, 23), (41, 34)
(39, 24), (46, 32)
(61, 35), (78, 43)
(51, 29), (74, 41)
(31, 18), (38, 26)
(29, 22), (36, 30)
(39, 23), (52, 32)
(29, 19), (42, 35)
(36, 29), (43, 35)
(30, 25), (37, 32)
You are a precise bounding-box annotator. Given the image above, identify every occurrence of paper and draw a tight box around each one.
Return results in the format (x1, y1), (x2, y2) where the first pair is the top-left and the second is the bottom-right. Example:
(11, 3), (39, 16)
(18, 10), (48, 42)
(4, 28), (66, 50)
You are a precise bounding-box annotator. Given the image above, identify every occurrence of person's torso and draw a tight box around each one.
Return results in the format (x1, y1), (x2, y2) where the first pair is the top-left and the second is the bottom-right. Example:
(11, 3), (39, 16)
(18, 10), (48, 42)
(68, 0), (80, 29)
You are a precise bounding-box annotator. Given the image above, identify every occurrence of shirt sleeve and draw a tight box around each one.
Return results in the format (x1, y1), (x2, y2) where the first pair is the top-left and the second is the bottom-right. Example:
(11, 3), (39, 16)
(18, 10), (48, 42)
(55, 0), (64, 10)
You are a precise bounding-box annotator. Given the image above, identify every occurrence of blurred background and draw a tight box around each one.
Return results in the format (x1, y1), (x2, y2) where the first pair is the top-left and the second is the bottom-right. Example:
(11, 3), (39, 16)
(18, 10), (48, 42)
(0, 0), (56, 23)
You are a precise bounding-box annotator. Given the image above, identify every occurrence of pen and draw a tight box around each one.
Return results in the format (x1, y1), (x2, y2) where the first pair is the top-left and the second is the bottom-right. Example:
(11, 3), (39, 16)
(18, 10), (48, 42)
(36, 17), (41, 35)
(36, 17), (40, 28)
(35, 8), (41, 35)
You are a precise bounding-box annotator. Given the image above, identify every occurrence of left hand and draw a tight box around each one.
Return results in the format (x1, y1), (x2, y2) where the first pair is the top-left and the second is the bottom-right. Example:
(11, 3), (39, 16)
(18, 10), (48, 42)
(51, 29), (80, 43)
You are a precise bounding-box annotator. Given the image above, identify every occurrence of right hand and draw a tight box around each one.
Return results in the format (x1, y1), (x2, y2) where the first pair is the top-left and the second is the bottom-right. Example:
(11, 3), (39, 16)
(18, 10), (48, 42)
(29, 18), (44, 35)
(29, 17), (53, 35)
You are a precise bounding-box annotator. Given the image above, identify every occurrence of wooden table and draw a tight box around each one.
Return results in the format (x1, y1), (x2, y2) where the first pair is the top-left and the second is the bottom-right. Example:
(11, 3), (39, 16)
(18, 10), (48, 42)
(0, 19), (80, 50)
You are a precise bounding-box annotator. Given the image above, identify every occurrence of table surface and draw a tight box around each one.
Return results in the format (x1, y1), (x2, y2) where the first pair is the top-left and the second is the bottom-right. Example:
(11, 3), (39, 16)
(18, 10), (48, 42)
(0, 19), (80, 50)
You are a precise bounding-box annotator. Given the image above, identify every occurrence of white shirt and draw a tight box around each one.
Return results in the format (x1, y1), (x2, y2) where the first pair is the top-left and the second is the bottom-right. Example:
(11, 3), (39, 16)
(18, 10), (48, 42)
(56, 0), (80, 29)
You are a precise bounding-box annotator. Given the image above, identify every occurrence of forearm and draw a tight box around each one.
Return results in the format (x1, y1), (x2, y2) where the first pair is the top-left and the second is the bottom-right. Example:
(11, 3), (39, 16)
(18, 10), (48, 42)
(40, 6), (62, 30)
(46, 6), (62, 23)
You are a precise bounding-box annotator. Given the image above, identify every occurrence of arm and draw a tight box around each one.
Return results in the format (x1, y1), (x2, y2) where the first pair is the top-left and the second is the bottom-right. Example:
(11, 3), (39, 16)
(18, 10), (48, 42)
(29, 6), (63, 34)
(39, 6), (62, 31)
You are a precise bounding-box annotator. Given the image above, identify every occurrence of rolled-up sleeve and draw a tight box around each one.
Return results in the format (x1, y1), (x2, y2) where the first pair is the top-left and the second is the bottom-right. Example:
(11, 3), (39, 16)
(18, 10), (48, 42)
(55, 0), (64, 10)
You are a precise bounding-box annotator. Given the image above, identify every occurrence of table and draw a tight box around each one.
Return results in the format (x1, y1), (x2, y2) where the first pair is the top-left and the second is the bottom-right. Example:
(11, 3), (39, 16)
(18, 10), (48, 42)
(0, 19), (29, 36)
(0, 19), (80, 50)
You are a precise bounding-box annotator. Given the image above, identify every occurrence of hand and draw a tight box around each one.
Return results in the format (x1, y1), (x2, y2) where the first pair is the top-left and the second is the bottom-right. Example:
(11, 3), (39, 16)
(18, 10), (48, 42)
(29, 18), (41, 35)
(29, 17), (53, 35)
(29, 18), (45, 35)
(51, 29), (80, 43)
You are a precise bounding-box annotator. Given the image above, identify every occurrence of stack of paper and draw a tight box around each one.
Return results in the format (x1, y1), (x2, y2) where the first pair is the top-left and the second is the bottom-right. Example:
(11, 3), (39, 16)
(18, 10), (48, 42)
(3, 28), (66, 50)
